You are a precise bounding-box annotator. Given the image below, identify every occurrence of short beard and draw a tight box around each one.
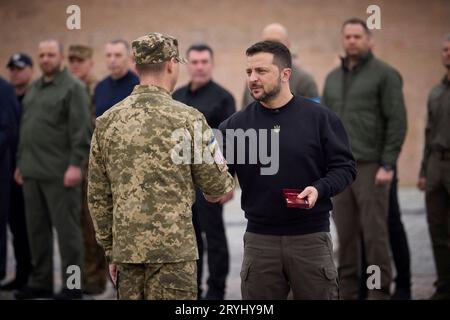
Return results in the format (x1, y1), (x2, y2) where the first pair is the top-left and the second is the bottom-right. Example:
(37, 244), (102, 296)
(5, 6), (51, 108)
(251, 80), (281, 103)
(43, 65), (61, 78)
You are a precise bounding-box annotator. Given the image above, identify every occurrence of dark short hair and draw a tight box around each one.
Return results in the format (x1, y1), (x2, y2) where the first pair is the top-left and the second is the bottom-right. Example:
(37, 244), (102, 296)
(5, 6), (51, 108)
(186, 43), (214, 59)
(109, 38), (130, 53)
(245, 40), (292, 70)
(39, 39), (64, 54)
(342, 18), (372, 36)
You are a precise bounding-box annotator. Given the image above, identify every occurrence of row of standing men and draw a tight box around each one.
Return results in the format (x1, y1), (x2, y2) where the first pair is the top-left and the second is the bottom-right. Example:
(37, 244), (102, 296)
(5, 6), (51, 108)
(0, 19), (449, 300)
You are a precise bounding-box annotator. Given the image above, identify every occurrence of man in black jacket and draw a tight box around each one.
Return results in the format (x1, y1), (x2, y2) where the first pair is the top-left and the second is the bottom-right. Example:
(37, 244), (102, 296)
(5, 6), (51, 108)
(218, 41), (356, 299)
(0, 76), (20, 283)
(0, 54), (34, 292)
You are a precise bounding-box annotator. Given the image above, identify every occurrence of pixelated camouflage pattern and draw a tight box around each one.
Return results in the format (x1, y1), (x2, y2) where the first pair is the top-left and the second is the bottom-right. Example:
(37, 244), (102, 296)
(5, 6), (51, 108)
(85, 75), (98, 127)
(116, 261), (197, 300)
(132, 33), (187, 65)
(87, 84), (234, 264)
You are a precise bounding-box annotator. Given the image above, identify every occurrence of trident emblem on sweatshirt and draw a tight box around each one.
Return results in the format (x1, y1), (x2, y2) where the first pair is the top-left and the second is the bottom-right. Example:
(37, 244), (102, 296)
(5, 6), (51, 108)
(273, 125), (281, 133)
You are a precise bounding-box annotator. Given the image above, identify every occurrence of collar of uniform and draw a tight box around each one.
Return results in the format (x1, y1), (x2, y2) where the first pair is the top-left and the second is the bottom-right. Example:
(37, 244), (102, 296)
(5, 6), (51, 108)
(38, 67), (68, 87)
(130, 84), (171, 97)
(341, 50), (374, 72)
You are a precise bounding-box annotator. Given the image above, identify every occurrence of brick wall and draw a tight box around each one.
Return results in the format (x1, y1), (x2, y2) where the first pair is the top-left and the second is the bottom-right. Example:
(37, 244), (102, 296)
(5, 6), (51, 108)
(1, 0), (449, 185)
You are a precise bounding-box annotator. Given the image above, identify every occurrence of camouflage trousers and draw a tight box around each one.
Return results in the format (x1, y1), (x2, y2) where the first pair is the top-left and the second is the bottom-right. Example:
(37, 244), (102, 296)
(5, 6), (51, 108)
(116, 261), (197, 300)
(81, 176), (108, 294)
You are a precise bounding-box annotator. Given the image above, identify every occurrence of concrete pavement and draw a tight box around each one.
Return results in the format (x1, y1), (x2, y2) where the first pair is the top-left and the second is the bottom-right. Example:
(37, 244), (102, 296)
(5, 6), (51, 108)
(0, 187), (436, 300)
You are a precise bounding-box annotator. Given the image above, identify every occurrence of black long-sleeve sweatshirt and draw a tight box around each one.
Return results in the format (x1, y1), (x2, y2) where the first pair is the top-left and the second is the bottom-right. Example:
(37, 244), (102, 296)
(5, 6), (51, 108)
(219, 95), (356, 235)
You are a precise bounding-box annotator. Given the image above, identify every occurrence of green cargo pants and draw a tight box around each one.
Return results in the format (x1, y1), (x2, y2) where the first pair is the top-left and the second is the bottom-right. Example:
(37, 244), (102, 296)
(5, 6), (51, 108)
(240, 231), (339, 300)
(332, 161), (392, 300)
(23, 179), (84, 292)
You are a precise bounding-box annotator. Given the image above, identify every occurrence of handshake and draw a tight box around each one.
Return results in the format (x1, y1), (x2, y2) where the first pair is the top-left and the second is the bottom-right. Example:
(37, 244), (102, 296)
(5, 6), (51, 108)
(203, 190), (234, 205)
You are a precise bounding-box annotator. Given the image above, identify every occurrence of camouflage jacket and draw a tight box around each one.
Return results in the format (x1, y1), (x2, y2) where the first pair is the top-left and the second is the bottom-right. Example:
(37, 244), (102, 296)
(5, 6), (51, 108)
(88, 84), (234, 264)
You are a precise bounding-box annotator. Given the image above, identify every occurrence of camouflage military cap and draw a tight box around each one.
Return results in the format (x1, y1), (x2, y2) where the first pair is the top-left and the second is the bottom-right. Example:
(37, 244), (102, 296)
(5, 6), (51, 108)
(132, 33), (187, 65)
(68, 44), (93, 59)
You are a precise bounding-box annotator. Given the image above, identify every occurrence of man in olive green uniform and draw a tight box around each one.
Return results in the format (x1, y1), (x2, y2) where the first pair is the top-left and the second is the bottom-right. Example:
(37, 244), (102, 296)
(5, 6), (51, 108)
(68, 45), (97, 122)
(88, 33), (235, 300)
(322, 19), (407, 300)
(68, 45), (108, 295)
(14, 39), (91, 300)
(417, 34), (450, 300)
(242, 23), (319, 107)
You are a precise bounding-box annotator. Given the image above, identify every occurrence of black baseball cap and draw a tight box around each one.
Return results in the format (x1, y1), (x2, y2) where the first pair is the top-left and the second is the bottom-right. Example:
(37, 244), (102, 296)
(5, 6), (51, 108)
(7, 53), (33, 69)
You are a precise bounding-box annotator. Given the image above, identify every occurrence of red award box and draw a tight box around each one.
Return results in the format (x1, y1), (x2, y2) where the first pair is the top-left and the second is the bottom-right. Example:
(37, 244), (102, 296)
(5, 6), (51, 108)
(282, 189), (310, 209)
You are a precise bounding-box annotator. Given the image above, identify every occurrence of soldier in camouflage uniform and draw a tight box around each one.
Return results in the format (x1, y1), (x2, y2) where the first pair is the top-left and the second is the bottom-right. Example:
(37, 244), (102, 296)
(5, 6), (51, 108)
(87, 33), (235, 300)
(68, 45), (108, 295)
(68, 45), (97, 123)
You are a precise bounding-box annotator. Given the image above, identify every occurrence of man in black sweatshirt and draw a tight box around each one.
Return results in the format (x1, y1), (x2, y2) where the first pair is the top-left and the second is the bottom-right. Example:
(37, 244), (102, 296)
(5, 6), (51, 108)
(217, 41), (356, 299)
